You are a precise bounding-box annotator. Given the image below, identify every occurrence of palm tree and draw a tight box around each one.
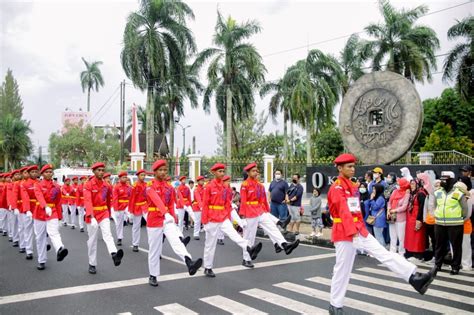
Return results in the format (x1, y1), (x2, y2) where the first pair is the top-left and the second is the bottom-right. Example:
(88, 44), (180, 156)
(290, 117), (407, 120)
(121, 0), (196, 161)
(0, 115), (32, 170)
(339, 34), (371, 94)
(443, 16), (474, 102)
(364, 0), (440, 83)
(125, 103), (170, 136)
(80, 58), (105, 112)
(194, 11), (266, 166)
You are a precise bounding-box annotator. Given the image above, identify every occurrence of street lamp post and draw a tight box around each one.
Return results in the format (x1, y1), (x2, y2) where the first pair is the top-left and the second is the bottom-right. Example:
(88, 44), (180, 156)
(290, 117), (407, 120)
(175, 121), (191, 157)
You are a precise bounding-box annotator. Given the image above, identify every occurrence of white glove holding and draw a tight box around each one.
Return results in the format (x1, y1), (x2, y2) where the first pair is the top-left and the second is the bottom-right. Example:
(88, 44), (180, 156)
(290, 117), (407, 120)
(128, 213), (134, 221)
(14, 208), (20, 215)
(66, 193), (69, 196)
(26, 211), (33, 218)
(91, 217), (98, 229)
(164, 213), (175, 224)
(45, 206), (52, 216)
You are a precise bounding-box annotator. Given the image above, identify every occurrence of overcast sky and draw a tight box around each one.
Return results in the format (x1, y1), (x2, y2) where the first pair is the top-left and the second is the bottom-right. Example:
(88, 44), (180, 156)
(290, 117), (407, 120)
(1, 0), (472, 157)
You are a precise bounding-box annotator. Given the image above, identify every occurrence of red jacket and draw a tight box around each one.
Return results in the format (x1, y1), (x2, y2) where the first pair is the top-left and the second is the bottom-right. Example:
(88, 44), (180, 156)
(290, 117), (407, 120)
(5, 182), (14, 210)
(34, 179), (62, 221)
(239, 178), (269, 218)
(61, 184), (76, 206)
(192, 184), (204, 212)
(84, 177), (111, 223)
(202, 178), (231, 224)
(112, 182), (131, 211)
(128, 180), (148, 215)
(149, 180), (177, 220)
(76, 183), (84, 207)
(20, 178), (39, 213)
(7, 181), (24, 212)
(328, 176), (368, 242)
(0, 182), (7, 209)
(145, 179), (171, 228)
(177, 184), (192, 207)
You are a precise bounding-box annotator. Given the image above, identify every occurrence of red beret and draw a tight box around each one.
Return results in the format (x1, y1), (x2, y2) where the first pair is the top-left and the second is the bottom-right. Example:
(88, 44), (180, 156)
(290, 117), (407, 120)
(89, 175), (94, 180)
(40, 164), (53, 174)
(196, 175), (205, 181)
(223, 175), (231, 181)
(165, 176), (171, 181)
(333, 153), (357, 165)
(179, 175), (187, 181)
(243, 162), (258, 172)
(118, 171), (128, 178)
(136, 169), (146, 176)
(72, 176), (78, 181)
(152, 160), (167, 171)
(27, 165), (39, 172)
(80, 176), (88, 180)
(91, 162), (105, 170)
(4, 172), (11, 178)
(103, 172), (111, 178)
(210, 163), (226, 171)
(64, 178), (71, 182)
(11, 169), (20, 176)
(0, 173), (3, 178)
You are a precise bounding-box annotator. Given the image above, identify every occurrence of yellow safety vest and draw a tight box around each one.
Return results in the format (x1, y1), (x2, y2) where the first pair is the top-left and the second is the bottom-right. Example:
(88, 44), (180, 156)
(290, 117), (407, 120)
(434, 188), (464, 225)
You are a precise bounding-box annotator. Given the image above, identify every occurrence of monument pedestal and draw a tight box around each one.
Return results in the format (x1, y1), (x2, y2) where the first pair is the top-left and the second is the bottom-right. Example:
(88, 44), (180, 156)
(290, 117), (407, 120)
(130, 152), (145, 171)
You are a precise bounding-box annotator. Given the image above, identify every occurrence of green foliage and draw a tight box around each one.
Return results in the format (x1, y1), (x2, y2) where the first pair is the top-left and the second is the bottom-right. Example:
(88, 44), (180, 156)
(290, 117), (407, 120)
(313, 127), (344, 159)
(0, 69), (23, 119)
(421, 122), (473, 155)
(0, 114), (32, 170)
(415, 88), (474, 150)
(339, 34), (371, 94)
(48, 123), (120, 168)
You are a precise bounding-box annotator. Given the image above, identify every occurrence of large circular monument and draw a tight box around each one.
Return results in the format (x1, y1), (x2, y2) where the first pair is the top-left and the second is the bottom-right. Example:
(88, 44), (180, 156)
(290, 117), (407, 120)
(339, 71), (423, 164)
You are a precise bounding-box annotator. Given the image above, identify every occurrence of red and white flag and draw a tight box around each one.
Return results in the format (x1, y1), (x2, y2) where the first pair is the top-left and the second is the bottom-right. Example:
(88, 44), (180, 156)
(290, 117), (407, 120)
(131, 103), (140, 153)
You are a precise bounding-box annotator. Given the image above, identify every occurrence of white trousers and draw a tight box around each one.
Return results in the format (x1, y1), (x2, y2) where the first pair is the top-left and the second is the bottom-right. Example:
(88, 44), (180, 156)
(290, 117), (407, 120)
(163, 221), (192, 262)
(242, 213), (287, 261)
(177, 206), (196, 233)
(69, 205), (77, 227)
(34, 219), (64, 264)
(61, 204), (70, 225)
(22, 215), (34, 254)
(217, 229), (225, 240)
(389, 221), (406, 254)
(193, 212), (202, 237)
(8, 211), (19, 241)
(114, 211), (126, 240)
(462, 233), (472, 270)
(147, 227), (164, 277)
(87, 218), (117, 266)
(18, 213), (25, 248)
(204, 220), (249, 269)
(132, 214), (142, 246)
(0, 208), (7, 231)
(77, 206), (85, 229)
(330, 233), (416, 308)
(230, 209), (244, 227)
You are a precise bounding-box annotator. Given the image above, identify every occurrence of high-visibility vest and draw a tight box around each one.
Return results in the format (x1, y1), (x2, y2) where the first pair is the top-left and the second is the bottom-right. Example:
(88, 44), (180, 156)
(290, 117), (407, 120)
(434, 188), (464, 225)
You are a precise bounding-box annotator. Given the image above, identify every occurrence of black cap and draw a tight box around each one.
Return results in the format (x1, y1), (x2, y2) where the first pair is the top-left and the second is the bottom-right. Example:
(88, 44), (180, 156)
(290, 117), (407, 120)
(460, 165), (472, 172)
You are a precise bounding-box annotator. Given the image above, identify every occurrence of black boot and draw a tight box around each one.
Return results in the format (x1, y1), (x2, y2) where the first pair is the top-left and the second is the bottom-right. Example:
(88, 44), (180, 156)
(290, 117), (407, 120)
(149, 275), (158, 287)
(57, 247), (68, 262)
(12, 241), (19, 247)
(26, 253), (33, 260)
(80, 227), (84, 232)
(180, 236), (191, 247)
(242, 260), (254, 268)
(185, 256), (203, 276)
(8, 237), (12, 242)
(117, 239), (122, 246)
(450, 269), (460, 275)
(112, 249), (124, 266)
(247, 242), (263, 260)
(47, 244), (51, 251)
(2, 231), (7, 236)
(278, 215), (291, 230)
(329, 304), (344, 314)
(409, 267), (437, 295)
(132, 246), (139, 252)
(217, 239), (224, 245)
(274, 243), (283, 253)
(88, 264), (96, 274)
(37, 263), (45, 270)
(282, 240), (300, 255)
(204, 268), (215, 277)
(19, 248), (26, 253)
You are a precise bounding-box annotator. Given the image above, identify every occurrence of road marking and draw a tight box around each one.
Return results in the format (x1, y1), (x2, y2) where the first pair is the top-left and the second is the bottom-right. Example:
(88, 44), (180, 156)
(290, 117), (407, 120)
(134, 246), (185, 265)
(415, 264), (474, 281)
(274, 282), (407, 315)
(0, 253), (335, 305)
(200, 295), (268, 315)
(117, 313), (132, 315)
(154, 303), (198, 315)
(358, 267), (474, 292)
(241, 288), (327, 314)
(308, 277), (471, 314)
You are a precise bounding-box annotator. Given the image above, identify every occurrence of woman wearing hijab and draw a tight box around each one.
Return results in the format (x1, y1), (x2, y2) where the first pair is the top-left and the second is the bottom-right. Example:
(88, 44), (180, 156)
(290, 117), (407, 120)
(417, 172), (436, 262)
(458, 176), (472, 271)
(368, 183), (387, 246)
(359, 182), (371, 234)
(405, 179), (427, 261)
(388, 178), (410, 255)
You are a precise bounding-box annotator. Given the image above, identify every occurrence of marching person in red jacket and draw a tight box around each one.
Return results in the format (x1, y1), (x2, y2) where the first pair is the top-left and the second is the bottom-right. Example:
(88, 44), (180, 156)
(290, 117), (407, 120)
(112, 171), (131, 246)
(84, 162), (124, 274)
(327, 153), (437, 314)
(20, 165), (40, 260)
(33, 164), (69, 270)
(240, 163), (299, 267)
(16, 166), (30, 253)
(76, 176), (87, 232)
(3, 172), (13, 239)
(202, 163), (262, 277)
(176, 176), (196, 233)
(69, 176), (79, 229)
(7, 169), (22, 247)
(128, 169), (148, 252)
(0, 173), (7, 236)
(145, 160), (203, 287)
(192, 175), (205, 240)
(60, 178), (75, 227)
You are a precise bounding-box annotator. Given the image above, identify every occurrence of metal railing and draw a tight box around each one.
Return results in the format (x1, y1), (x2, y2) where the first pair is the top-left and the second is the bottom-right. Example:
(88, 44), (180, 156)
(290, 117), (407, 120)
(390, 150), (474, 165)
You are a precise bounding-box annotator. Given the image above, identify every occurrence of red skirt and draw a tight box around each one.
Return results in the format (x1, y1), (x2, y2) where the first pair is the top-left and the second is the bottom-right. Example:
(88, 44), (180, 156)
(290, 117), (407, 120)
(405, 208), (426, 253)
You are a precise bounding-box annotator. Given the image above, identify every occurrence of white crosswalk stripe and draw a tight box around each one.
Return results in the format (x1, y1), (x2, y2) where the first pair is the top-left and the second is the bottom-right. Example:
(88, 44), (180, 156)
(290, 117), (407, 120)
(308, 276), (472, 314)
(200, 295), (268, 315)
(274, 281), (408, 315)
(154, 303), (198, 315)
(415, 264), (474, 282)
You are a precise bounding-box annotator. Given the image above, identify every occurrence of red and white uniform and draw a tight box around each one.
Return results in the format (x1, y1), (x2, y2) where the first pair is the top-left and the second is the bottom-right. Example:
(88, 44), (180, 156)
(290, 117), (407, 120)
(192, 184), (204, 238)
(176, 184), (195, 232)
(61, 184), (75, 225)
(0, 179), (7, 233)
(128, 180), (148, 247)
(112, 182), (131, 240)
(76, 182), (85, 229)
(7, 180), (22, 242)
(20, 178), (38, 255)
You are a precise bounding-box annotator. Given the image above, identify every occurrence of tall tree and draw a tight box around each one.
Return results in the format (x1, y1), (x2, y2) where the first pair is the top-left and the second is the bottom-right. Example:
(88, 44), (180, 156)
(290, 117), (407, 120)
(443, 16), (474, 102)
(364, 0), (440, 83)
(121, 0), (195, 161)
(339, 34), (371, 94)
(0, 115), (32, 170)
(194, 11), (266, 166)
(0, 69), (24, 119)
(80, 58), (105, 112)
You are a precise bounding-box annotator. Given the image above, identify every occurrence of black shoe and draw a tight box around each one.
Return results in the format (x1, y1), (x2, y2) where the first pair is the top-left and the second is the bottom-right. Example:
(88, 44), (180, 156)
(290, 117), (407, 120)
(217, 239), (225, 245)
(2, 231), (7, 236)
(26, 253), (33, 260)
(274, 243), (283, 253)
(47, 244), (51, 251)
(282, 239), (300, 255)
(329, 304), (344, 315)
(180, 236), (191, 247)
(278, 215), (291, 230)
(409, 267), (437, 295)
(247, 242), (263, 261)
(242, 260), (254, 268)
(57, 247), (68, 262)
(71, 226), (75, 229)
(112, 249), (124, 266)
(37, 263), (45, 270)
(19, 248), (26, 253)
(149, 275), (158, 287)
(185, 256), (203, 276)
(12, 241), (19, 247)
(117, 239), (122, 246)
(80, 228), (84, 232)
(132, 246), (139, 252)
(8, 237), (12, 242)
(88, 264), (96, 274)
(204, 268), (215, 277)
(450, 269), (460, 275)
(435, 265), (442, 272)
(194, 236), (200, 240)
(63, 222), (67, 226)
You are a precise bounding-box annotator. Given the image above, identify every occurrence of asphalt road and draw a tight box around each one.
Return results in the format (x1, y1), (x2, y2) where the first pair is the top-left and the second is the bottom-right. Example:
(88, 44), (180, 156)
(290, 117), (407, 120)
(0, 221), (473, 315)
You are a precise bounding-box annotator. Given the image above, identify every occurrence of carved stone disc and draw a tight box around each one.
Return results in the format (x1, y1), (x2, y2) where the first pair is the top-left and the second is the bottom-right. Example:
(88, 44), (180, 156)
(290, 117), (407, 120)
(339, 71), (423, 164)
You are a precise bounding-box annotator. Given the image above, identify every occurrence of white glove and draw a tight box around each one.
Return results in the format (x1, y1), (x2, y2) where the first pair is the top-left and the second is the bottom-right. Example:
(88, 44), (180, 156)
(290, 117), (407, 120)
(8, 205), (12, 211)
(128, 213), (134, 220)
(45, 206), (52, 216)
(66, 193), (69, 196)
(91, 217), (98, 229)
(26, 211), (33, 218)
(143, 212), (148, 221)
(164, 213), (175, 224)
(240, 219), (248, 229)
(14, 208), (20, 215)
(110, 207), (116, 219)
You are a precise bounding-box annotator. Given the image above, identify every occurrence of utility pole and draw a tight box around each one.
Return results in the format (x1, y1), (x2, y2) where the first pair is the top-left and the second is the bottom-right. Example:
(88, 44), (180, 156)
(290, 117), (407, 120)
(120, 81), (125, 165)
